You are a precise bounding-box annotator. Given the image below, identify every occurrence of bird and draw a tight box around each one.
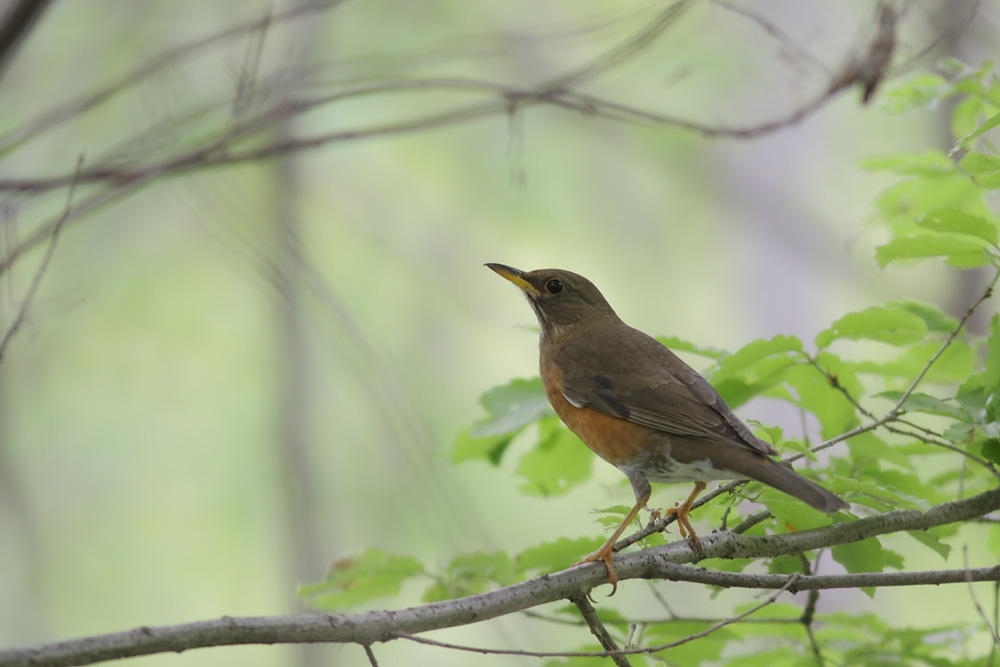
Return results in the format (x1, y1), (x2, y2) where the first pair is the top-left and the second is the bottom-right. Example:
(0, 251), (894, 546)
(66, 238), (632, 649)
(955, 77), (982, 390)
(486, 263), (848, 593)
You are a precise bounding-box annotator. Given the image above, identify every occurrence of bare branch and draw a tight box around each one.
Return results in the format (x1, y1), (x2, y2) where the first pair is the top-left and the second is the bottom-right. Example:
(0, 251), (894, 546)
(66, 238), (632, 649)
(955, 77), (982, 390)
(0, 0), (53, 83)
(0, 155), (82, 363)
(570, 594), (632, 667)
(2, 485), (998, 667)
(397, 574), (800, 660)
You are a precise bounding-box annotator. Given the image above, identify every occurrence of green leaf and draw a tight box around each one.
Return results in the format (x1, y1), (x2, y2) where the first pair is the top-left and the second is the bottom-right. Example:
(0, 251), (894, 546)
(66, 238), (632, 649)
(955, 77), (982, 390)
(916, 207), (999, 245)
(983, 438), (1000, 464)
(757, 487), (839, 531)
(299, 548), (424, 609)
(656, 335), (727, 360)
(884, 299), (959, 332)
(831, 537), (885, 598)
(816, 306), (927, 348)
(422, 551), (515, 601)
(452, 427), (514, 465)
(875, 235), (992, 269)
(845, 431), (912, 470)
(960, 151), (1000, 189)
(907, 529), (952, 561)
(856, 340), (976, 384)
(708, 335), (803, 407)
(471, 377), (550, 438)
(871, 175), (985, 230)
(453, 377), (551, 465)
(876, 74), (951, 113)
(954, 109), (1000, 151)
(644, 620), (736, 665)
(986, 314), (1000, 392)
(833, 476), (924, 510)
(515, 536), (603, 575)
(711, 335), (803, 381)
(516, 417), (592, 496)
(858, 150), (956, 177)
(875, 390), (970, 420)
(781, 362), (860, 439)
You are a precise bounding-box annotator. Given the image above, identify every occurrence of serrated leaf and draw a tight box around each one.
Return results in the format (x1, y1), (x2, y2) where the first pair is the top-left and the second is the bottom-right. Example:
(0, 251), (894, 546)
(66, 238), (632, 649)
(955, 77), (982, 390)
(907, 529), (952, 561)
(916, 207), (998, 245)
(709, 335), (803, 382)
(515, 536), (603, 574)
(856, 340), (976, 383)
(832, 476), (927, 510)
(875, 235), (992, 269)
(516, 416), (592, 496)
(960, 151), (1000, 189)
(816, 306), (927, 348)
(876, 390), (970, 420)
(300, 548), (424, 609)
(884, 299), (959, 332)
(708, 335), (803, 408)
(831, 538), (885, 598)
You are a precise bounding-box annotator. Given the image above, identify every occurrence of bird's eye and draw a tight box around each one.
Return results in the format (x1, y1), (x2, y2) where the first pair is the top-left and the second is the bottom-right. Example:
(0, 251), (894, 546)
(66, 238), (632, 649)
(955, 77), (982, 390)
(545, 279), (563, 294)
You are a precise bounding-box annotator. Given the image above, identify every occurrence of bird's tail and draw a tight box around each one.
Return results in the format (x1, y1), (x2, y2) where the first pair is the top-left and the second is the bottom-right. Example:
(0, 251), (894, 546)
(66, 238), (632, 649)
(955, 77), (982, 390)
(742, 454), (847, 514)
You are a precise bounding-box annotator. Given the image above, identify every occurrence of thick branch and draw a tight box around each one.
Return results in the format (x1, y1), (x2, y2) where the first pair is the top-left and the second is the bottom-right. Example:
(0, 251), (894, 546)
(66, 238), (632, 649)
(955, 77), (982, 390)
(2, 485), (997, 667)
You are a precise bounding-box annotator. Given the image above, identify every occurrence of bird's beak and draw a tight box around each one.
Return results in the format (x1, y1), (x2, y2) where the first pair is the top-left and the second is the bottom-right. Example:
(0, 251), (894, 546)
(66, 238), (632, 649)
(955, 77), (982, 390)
(485, 263), (540, 296)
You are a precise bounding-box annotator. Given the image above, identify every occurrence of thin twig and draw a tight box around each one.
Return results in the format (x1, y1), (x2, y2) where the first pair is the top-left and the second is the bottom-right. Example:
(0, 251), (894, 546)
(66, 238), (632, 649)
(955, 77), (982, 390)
(798, 553), (825, 666)
(396, 574), (801, 660)
(362, 645), (379, 667)
(0, 154), (82, 363)
(965, 546), (1000, 647)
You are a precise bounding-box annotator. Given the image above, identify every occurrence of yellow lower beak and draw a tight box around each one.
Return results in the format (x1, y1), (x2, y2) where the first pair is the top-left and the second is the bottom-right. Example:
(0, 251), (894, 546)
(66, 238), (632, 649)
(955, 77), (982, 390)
(485, 263), (540, 296)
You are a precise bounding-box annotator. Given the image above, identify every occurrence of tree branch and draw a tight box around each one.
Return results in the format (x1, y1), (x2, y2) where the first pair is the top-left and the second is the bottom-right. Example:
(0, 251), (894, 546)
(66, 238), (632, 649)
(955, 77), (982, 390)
(2, 485), (997, 667)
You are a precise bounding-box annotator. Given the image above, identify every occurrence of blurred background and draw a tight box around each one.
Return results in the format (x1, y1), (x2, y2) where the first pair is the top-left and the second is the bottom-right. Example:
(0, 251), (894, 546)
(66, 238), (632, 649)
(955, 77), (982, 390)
(0, 0), (997, 665)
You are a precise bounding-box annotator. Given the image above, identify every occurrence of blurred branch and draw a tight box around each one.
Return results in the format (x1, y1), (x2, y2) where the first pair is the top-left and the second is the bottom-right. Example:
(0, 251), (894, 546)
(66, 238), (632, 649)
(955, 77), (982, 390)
(0, 0), (939, 279)
(0, 0), (340, 157)
(2, 484), (998, 667)
(0, 155), (81, 363)
(0, 0), (52, 83)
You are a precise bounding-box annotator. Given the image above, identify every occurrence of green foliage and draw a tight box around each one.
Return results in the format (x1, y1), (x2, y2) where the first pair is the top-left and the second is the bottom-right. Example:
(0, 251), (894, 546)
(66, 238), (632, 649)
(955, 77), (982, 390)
(303, 59), (1000, 666)
(296, 548), (424, 609)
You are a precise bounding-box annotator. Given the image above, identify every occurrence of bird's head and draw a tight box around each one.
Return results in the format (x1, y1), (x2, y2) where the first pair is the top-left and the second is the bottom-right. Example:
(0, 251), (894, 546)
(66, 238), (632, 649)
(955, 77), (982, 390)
(486, 263), (619, 339)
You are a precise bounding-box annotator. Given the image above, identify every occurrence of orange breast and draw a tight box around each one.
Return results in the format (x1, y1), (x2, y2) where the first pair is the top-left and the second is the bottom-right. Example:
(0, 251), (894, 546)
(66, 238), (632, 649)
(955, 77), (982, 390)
(541, 360), (653, 467)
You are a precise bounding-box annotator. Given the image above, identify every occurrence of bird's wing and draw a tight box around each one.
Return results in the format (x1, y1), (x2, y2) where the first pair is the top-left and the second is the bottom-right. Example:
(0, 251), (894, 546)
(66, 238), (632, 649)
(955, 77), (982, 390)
(556, 327), (775, 456)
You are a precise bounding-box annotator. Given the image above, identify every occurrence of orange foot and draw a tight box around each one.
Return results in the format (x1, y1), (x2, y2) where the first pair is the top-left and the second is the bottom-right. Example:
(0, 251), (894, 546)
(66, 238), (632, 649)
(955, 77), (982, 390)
(662, 481), (707, 553)
(573, 542), (620, 597)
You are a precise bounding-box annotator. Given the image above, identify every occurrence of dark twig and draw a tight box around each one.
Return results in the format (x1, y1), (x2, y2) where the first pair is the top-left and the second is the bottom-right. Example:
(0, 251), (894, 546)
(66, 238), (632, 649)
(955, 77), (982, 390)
(0, 0), (52, 83)
(396, 575), (800, 661)
(362, 645), (378, 667)
(0, 155), (82, 363)
(571, 594), (632, 667)
(965, 546), (1000, 647)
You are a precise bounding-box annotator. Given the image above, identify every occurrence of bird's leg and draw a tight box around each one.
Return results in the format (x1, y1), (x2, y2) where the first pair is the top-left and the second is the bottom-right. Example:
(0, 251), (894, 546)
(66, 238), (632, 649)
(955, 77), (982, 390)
(574, 480), (651, 597)
(663, 481), (707, 551)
